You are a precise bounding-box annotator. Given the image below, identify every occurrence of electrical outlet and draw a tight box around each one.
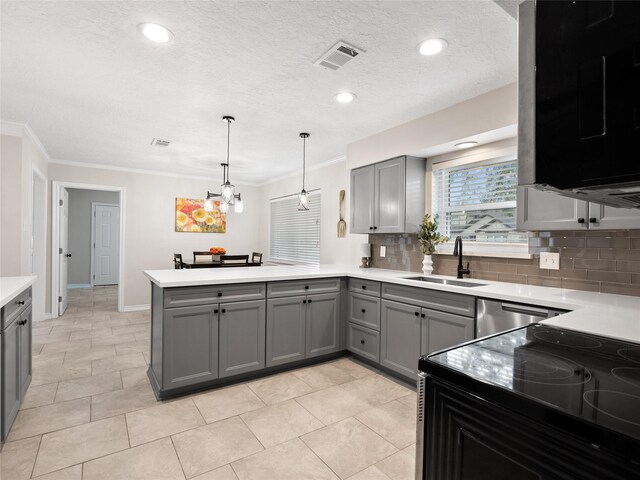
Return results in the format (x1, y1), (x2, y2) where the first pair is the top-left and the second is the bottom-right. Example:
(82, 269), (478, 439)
(380, 246), (386, 258)
(540, 252), (560, 270)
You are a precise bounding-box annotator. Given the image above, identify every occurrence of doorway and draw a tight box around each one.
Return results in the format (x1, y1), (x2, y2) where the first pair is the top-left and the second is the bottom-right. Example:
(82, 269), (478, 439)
(52, 182), (125, 317)
(31, 166), (47, 321)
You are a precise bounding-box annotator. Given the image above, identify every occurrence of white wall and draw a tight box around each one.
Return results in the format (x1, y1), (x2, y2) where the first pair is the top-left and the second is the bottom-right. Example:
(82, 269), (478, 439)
(49, 163), (261, 308)
(67, 188), (120, 285)
(0, 134), (23, 276)
(258, 160), (369, 265)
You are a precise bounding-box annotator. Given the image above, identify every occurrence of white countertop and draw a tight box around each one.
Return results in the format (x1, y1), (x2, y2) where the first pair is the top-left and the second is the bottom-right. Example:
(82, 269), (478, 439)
(0, 276), (36, 309)
(144, 265), (640, 344)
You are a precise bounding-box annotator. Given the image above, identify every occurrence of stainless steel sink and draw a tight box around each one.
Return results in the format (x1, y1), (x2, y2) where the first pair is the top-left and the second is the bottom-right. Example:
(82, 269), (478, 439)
(402, 276), (487, 288)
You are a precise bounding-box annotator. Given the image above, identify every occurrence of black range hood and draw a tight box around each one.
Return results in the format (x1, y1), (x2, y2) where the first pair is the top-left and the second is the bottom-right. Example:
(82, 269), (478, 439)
(518, 0), (640, 209)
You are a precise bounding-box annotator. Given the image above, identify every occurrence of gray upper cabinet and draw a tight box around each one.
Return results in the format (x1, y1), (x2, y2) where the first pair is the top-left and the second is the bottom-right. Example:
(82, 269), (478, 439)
(517, 186), (640, 231)
(421, 309), (474, 356)
(266, 296), (306, 367)
(350, 166), (375, 234)
(350, 156), (425, 234)
(306, 292), (340, 358)
(380, 299), (421, 379)
(219, 300), (266, 378)
(162, 304), (219, 389)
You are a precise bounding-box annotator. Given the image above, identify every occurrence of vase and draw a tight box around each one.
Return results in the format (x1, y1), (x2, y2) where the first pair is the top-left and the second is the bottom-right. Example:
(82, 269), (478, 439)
(422, 254), (433, 275)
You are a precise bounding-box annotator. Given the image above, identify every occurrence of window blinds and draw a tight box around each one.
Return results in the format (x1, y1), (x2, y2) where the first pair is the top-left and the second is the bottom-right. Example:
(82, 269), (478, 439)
(432, 158), (527, 244)
(270, 191), (321, 264)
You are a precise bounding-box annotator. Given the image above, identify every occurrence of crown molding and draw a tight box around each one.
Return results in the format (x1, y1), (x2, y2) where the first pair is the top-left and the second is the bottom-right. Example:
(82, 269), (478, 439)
(1, 120), (52, 163)
(49, 158), (261, 187)
(258, 155), (346, 186)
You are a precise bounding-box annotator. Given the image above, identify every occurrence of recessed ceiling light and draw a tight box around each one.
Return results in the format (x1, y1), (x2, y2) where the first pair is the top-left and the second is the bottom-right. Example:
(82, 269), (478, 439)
(137, 23), (174, 43)
(455, 141), (478, 149)
(418, 38), (448, 56)
(335, 92), (356, 104)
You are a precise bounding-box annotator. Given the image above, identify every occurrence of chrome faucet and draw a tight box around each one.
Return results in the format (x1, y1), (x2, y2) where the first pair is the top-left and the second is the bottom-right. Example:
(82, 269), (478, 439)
(452, 236), (470, 279)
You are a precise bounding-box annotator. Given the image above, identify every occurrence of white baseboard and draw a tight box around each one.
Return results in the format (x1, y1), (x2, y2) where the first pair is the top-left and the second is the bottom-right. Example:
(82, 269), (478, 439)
(33, 313), (52, 322)
(123, 304), (150, 312)
(68, 284), (92, 289)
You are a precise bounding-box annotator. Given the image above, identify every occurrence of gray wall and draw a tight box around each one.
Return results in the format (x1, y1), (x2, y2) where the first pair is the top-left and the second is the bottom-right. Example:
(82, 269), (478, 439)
(67, 189), (119, 285)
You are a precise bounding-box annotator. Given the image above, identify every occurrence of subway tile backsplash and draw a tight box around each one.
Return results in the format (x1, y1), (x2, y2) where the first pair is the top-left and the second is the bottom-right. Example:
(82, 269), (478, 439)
(369, 230), (640, 297)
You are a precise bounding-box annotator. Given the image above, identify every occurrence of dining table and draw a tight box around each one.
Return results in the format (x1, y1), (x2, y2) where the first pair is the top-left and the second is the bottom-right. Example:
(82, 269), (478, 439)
(186, 259), (262, 269)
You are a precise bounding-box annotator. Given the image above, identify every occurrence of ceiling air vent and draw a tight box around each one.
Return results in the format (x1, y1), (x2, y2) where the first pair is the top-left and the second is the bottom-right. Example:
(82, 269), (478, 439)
(150, 138), (171, 147)
(313, 41), (364, 70)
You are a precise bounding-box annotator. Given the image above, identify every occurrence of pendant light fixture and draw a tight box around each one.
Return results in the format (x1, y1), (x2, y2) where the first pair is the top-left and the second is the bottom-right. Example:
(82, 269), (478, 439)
(205, 116), (243, 213)
(298, 132), (310, 211)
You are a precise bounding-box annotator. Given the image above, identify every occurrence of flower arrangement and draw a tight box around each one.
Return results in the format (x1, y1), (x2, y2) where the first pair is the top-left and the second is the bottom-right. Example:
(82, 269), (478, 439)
(209, 247), (226, 255)
(417, 214), (448, 255)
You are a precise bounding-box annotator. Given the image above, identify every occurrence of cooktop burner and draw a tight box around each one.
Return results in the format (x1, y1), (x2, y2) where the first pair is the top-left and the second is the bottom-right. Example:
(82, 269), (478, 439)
(618, 347), (640, 364)
(583, 390), (640, 427)
(612, 367), (640, 390)
(514, 350), (591, 385)
(533, 329), (602, 349)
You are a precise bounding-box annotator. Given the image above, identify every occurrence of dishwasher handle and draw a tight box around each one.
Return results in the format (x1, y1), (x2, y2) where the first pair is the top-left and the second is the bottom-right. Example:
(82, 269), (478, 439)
(500, 302), (550, 318)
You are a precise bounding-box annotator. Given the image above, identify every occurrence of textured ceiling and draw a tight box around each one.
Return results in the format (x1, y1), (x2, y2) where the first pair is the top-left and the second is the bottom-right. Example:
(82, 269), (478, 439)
(1, 1), (516, 184)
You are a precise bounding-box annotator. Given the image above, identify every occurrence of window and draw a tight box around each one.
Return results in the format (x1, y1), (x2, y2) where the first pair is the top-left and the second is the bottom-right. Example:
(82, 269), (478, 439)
(270, 191), (321, 264)
(432, 155), (527, 245)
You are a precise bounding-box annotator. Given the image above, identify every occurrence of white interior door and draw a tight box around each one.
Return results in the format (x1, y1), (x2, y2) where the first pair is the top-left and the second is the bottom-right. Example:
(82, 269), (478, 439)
(59, 188), (69, 315)
(93, 204), (120, 286)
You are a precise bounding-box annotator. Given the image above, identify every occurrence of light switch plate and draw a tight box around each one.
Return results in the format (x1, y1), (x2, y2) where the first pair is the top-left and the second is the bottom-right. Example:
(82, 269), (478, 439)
(380, 246), (386, 258)
(540, 252), (560, 270)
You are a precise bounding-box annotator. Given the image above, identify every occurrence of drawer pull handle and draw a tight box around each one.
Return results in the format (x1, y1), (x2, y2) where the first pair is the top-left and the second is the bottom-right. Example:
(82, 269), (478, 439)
(16, 300), (25, 305)
(414, 311), (419, 316)
(217, 292), (222, 297)
(361, 309), (366, 313)
(360, 339), (365, 344)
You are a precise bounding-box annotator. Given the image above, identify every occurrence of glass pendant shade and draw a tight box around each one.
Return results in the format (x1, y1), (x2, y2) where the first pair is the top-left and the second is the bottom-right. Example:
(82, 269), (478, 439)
(204, 197), (214, 212)
(298, 190), (310, 211)
(234, 196), (244, 213)
(221, 182), (235, 203)
(219, 201), (229, 213)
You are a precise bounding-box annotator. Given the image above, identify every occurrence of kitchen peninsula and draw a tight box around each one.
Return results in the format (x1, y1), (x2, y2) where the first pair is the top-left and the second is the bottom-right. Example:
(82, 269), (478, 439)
(144, 264), (640, 400)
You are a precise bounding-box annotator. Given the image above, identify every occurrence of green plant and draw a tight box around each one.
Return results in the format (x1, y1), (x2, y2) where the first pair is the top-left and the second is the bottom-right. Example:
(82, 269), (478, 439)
(417, 214), (448, 255)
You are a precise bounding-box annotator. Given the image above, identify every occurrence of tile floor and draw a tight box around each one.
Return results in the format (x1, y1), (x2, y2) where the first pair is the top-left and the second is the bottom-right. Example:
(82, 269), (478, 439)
(0, 286), (418, 479)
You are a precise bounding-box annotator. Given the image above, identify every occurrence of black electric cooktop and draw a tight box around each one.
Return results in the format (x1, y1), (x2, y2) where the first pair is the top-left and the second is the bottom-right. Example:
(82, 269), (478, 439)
(419, 324), (640, 461)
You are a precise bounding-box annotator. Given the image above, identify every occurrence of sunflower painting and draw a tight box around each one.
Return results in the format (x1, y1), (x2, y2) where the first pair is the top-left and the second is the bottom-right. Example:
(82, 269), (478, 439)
(175, 198), (226, 233)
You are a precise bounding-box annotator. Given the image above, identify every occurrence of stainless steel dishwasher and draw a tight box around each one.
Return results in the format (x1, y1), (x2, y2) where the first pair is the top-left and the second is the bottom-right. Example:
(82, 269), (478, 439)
(476, 299), (567, 338)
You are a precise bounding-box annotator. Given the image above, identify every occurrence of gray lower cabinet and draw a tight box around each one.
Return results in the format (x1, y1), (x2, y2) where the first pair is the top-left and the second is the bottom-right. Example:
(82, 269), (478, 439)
(219, 300), (266, 378)
(162, 304), (219, 390)
(266, 292), (340, 366)
(266, 296), (306, 367)
(348, 292), (380, 330)
(380, 299), (421, 378)
(306, 292), (340, 358)
(420, 308), (474, 355)
(2, 318), (21, 440)
(348, 323), (380, 362)
(19, 307), (32, 398)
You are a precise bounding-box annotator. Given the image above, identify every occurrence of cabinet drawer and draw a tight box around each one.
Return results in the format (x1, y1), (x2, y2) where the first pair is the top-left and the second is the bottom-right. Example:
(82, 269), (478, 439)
(381, 283), (475, 318)
(164, 283), (265, 308)
(349, 279), (381, 297)
(267, 278), (341, 298)
(348, 323), (380, 363)
(349, 292), (381, 331)
(1, 287), (32, 329)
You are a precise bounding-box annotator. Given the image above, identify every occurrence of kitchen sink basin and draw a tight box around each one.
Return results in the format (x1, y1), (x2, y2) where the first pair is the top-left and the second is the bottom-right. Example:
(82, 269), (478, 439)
(403, 276), (487, 288)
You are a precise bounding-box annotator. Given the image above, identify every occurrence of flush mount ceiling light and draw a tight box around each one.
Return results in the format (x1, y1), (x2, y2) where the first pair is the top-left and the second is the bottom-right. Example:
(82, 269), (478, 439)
(298, 133), (311, 211)
(455, 141), (478, 149)
(418, 38), (448, 56)
(205, 116), (243, 214)
(137, 23), (174, 43)
(335, 92), (356, 104)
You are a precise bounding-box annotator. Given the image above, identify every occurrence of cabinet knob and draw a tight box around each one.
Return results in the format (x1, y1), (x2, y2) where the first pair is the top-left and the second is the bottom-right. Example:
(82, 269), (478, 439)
(221, 309), (226, 313)
(217, 292), (222, 297)
(373, 226), (377, 230)
(214, 309), (219, 314)
(589, 217), (597, 223)
(307, 299), (312, 304)
(304, 285), (309, 290)
(302, 300), (307, 304)
(369, 227), (373, 230)
(16, 300), (25, 305)
(360, 339), (365, 344)
(361, 285), (366, 290)
(65, 253), (72, 258)
(421, 313), (426, 318)
(361, 309), (366, 313)
(414, 311), (419, 316)
(577, 218), (585, 224)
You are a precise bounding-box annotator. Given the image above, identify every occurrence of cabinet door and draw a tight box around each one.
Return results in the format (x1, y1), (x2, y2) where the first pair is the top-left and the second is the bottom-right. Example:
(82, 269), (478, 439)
(350, 166), (375, 234)
(517, 186), (589, 231)
(19, 307), (32, 398)
(420, 308), (474, 356)
(266, 296), (306, 367)
(380, 299), (420, 379)
(589, 202), (640, 230)
(374, 157), (406, 233)
(163, 305), (218, 389)
(2, 319), (21, 440)
(219, 300), (266, 378)
(305, 292), (340, 358)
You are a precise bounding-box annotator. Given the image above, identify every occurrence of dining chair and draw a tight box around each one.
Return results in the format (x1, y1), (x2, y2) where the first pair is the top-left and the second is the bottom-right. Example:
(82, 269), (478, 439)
(251, 252), (263, 264)
(220, 254), (249, 265)
(193, 251), (214, 263)
(173, 253), (190, 269)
